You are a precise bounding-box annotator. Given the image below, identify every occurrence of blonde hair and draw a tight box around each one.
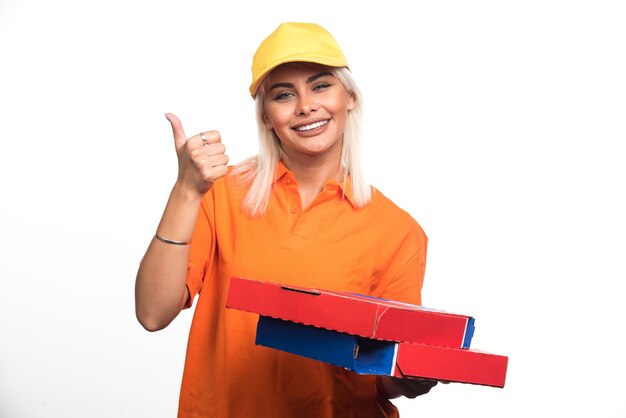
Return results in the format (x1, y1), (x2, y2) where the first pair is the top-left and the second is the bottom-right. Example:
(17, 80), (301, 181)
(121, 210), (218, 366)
(232, 66), (371, 216)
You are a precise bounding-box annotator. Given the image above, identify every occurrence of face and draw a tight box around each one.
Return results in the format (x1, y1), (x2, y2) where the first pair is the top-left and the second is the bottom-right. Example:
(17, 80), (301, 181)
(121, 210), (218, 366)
(262, 63), (355, 162)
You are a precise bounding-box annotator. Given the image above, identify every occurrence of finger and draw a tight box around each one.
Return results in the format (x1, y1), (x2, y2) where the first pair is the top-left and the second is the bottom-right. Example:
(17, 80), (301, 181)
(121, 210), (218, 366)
(211, 165), (229, 180)
(206, 153), (229, 167)
(394, 378), (436, 399)
(202, 142), (226, 156)
(187, 130), (221, 149)
(198, 163), (229, 184)
(197, 130), (221, 146)
(189, 144), (226, 165)
(194, 152), (229, 173)
(415, 378), (439, 387)
(164, 113), (187, 150)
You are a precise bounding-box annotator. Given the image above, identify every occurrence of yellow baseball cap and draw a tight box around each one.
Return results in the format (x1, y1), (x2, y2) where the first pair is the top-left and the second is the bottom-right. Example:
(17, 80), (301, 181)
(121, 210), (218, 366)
(249, 22), (348, 97)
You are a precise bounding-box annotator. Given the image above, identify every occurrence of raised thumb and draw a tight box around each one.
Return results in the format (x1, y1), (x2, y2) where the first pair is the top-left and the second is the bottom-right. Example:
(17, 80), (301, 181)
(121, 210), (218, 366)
(164, 112), (186, 150)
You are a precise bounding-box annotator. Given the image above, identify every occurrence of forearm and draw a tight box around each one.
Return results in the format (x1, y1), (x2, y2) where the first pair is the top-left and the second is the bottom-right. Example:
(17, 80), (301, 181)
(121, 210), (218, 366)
(135, 183), (203, 331)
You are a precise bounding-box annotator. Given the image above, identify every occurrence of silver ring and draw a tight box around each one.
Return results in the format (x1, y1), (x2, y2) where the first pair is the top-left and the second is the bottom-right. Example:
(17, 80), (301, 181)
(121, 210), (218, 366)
(200, 132), (208, 146)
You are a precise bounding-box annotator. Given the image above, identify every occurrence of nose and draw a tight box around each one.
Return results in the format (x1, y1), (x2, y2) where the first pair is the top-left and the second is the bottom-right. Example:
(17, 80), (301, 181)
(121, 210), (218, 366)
(296, 92), (319, 115)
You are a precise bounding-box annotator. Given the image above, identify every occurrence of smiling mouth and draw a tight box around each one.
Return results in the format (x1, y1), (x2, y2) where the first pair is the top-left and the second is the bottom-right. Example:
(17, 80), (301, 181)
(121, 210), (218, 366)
(294, 120), (329, 132)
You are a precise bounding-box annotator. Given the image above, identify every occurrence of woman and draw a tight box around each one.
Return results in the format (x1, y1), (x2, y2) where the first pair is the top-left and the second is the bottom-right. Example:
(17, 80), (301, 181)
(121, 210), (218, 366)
(135, 22), (437, 418)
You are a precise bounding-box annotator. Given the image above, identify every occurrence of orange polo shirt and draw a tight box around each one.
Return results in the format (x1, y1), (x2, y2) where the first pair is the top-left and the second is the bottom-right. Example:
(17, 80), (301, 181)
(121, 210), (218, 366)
(179, 162), (428, 418)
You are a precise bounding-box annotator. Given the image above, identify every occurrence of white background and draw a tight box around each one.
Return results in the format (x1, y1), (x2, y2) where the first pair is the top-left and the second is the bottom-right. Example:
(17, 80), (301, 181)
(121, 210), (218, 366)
(1, 1), (625, 417)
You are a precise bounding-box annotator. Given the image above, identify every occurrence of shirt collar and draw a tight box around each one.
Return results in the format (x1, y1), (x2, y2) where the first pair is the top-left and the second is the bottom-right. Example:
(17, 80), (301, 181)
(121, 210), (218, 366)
(273, 160), (291, 183)
(273, 161), (357, 207)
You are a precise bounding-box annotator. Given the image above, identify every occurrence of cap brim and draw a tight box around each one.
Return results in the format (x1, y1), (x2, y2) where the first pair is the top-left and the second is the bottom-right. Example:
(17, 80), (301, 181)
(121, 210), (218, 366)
(249, 56), (348, 97)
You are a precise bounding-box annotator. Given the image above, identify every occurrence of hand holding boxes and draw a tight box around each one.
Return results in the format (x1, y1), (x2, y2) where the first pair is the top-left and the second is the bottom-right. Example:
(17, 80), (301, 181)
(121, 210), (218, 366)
(226, 276), (508, 388)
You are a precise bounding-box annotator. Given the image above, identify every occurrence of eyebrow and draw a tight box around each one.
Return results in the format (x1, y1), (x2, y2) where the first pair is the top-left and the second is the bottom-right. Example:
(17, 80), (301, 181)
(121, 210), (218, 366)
(269, 71), (334, 92)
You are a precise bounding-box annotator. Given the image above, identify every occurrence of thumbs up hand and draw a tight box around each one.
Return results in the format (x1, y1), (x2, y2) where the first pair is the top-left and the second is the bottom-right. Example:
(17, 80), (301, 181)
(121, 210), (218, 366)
(165, 113), (229, 197)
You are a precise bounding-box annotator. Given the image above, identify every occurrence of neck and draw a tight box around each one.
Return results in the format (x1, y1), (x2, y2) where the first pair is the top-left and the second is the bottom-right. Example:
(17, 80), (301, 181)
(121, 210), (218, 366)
(281, 152), (343, 208)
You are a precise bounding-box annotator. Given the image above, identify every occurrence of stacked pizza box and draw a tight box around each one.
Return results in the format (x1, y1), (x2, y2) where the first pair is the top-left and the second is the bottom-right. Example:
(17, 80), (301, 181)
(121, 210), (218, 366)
(226, 276), (508, 388)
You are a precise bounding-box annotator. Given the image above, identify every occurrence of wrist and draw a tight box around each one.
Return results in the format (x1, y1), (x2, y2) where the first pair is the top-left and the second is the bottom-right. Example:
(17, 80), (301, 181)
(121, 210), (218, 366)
(171, 181), (205, 203)
(154, 182), (205, 245)
(154, 233), (190, 246)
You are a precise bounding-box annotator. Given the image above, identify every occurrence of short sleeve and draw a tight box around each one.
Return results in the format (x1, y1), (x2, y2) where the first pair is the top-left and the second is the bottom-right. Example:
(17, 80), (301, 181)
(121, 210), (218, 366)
(375, 220), (428, 306)
(184, 190), (217, 308)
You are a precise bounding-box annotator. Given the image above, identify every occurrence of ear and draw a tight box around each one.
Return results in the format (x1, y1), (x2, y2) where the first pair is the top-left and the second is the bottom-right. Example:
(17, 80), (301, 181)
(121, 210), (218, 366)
(347, 94), (356, 111)
(262, 112), (272, 128)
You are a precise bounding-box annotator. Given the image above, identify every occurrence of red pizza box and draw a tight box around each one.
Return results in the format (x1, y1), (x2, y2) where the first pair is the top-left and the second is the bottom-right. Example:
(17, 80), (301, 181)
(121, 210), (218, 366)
(394, 340), (508, 387)
(256, 316), (508, 388)
(226, 277), (475, 349)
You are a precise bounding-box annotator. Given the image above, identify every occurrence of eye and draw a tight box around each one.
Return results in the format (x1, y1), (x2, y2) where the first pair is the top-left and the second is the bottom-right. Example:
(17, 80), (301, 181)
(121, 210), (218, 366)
(313, 82), (331, 91)
(273, 91), (294, 101)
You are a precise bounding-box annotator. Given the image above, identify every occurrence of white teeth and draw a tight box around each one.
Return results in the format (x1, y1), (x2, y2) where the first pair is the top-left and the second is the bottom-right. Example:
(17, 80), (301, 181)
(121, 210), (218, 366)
(295, 120), (328, 131)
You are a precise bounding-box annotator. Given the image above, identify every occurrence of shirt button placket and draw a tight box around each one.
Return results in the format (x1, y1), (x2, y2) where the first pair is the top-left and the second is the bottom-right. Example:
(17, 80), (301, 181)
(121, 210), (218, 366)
(284, 176), (299, 215)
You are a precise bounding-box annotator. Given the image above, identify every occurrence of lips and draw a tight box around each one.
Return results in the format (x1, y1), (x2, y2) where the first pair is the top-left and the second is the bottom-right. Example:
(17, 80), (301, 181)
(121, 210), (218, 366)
(293, 119), (329, 132)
